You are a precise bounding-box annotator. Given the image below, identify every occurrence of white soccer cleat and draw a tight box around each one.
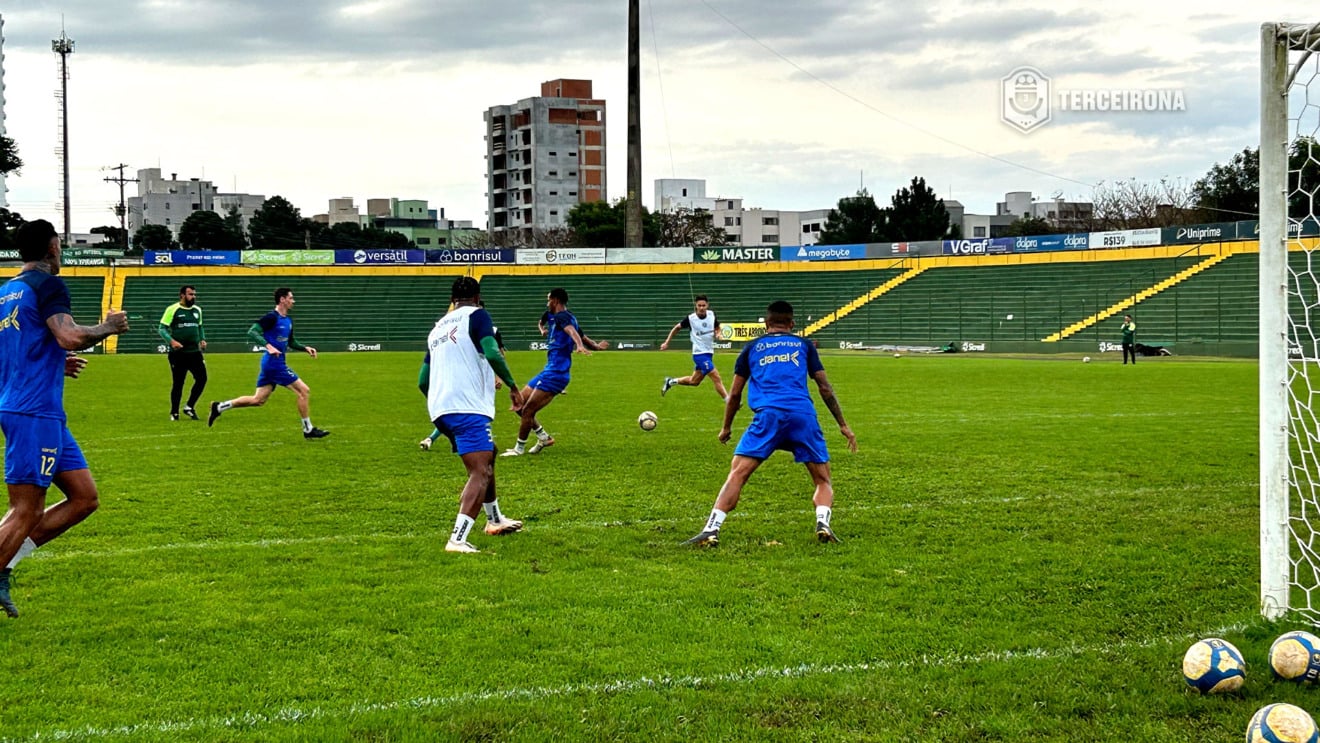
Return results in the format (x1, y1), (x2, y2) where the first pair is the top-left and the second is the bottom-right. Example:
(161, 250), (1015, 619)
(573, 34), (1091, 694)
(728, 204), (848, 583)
(418, 437), (433, 450)
(484, 518), (524, 536)
(445, 540), (479, 553)
(500, 448), (524, 457)
(528, 437), (555, 454)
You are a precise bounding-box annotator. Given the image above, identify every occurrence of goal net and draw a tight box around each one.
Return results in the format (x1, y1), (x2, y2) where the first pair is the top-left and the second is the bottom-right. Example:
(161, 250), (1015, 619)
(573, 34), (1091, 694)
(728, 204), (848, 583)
(1262, 22), (1320, 620)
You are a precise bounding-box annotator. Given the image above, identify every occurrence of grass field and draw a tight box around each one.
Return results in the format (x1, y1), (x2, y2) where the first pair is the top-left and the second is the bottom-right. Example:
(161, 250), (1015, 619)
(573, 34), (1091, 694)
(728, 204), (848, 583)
(0, 349), (1297, 741)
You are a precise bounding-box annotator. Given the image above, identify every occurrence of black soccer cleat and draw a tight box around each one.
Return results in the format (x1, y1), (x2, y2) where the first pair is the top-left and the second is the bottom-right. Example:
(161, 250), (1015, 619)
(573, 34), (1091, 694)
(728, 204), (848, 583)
(182, 406), (198, 421)
(207, 402), (222, 427)
(815, 522), (840, 544)
(170, 412), (179, 421)
(0, 569), (18, 618)
(682, 530), (719, 547)
(304, 427), (330, 440)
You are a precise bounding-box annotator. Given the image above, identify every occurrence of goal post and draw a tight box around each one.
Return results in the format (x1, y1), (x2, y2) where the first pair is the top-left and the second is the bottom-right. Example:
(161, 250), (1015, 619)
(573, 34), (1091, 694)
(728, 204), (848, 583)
(1260, 22), (1320, 620)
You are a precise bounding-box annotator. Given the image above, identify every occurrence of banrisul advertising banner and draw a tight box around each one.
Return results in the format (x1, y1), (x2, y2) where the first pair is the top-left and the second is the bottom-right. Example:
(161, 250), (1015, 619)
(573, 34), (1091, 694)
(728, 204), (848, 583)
(692, 246), (780, 263)
(1088, 228), (1161, 249)
(781, 243), (866, 261)
(1011, 234), (1089, 252)
(244, 250), (335, 265)
(942, 238), (1015, 256)
(425, 248), (514, 264)
(333, 248), (426, 265)
(604, 247), (692, 264)
(1161, 222), (1238, 245)
(145, 250), (242, 266)
(515, 248), (607, 265)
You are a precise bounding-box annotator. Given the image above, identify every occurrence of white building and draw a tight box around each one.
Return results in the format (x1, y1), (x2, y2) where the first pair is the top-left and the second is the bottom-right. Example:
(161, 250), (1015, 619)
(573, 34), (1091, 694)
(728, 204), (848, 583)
(128, 168), (264, 239)
(654, 179), (830, 246)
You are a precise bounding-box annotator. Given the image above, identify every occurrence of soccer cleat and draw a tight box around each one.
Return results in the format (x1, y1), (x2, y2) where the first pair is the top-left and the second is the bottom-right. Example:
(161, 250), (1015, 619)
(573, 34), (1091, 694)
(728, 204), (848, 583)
(304, 427), (330, 440)
(662, 377), (675, 396)
(207, 401), (222, 427)
(418, 437), (433, 450)
(528, 437), (555, 454)
(484, 518), (524, 536)
(682, 530), (720, 547)
(815, 522), (840, 544)
(500, 448), (524, 457)
(182, 406), (198, 421)
(445, 540), (479, 554)
(170, 413), (179, 421)
(0, 569), (17, 618)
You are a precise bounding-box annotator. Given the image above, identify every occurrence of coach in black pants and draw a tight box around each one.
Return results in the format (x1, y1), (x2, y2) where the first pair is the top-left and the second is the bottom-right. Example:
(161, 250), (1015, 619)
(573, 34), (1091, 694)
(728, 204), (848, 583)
(159, 285), (208, 420)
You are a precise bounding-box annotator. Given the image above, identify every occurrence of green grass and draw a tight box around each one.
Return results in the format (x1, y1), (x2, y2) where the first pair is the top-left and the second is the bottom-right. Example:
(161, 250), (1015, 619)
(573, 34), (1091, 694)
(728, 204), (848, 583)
(0, 350), (1296, 741)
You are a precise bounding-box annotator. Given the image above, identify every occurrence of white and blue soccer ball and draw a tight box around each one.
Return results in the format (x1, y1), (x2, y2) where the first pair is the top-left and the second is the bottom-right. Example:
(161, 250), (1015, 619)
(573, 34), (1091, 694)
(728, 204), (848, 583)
(1083, 356), (1092, 363)
(1270, 630), (1320, 683)
(638, 411), (658, 431)
(1247, 703), (1320, 743)
(1182, 637), (1245, 693)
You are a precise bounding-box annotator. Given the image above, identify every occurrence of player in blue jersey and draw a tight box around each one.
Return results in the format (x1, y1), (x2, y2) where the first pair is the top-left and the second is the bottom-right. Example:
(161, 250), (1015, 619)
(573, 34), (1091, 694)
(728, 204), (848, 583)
(0, 219), (131, 617)
(501, 287), (609, 456)
(422, 277), (526, 552)
(683, 300), (856, 547)
(207, 287), (329, 439)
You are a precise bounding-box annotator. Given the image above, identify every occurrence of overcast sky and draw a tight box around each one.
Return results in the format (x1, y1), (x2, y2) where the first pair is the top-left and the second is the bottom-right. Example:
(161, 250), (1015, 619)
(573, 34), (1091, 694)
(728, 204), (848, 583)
(0, 0), (1314, 234)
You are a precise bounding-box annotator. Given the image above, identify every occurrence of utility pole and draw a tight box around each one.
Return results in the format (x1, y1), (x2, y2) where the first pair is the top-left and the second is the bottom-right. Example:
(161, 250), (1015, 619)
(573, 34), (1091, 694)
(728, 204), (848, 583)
(52, 29), (74, 245)
(103, 163), (136, 251)
(625, 0), (643, 247)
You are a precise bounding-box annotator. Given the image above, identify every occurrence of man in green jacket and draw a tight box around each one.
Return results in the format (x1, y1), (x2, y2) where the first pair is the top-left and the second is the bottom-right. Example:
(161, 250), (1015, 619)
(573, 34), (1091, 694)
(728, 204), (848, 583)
(1121, 314), (1137, 365)
(159, 285), (207, 420)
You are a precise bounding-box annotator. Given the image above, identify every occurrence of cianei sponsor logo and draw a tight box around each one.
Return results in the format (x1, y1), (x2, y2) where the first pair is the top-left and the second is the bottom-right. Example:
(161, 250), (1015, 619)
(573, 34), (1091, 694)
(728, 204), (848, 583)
(1099, 341), (1123, 352)
(348, 343), (382, 352)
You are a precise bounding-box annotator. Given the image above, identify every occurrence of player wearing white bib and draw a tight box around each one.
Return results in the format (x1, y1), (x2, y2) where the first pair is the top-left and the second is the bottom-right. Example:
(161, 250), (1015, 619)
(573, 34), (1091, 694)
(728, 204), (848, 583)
(661, 295), (728, 401)
(420, 277), (525, 553)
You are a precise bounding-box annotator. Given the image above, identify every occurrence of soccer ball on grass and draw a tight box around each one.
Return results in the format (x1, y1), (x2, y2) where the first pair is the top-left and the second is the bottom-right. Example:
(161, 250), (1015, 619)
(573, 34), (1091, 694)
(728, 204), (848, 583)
(1181, 637), (1245, 693)
(1247, 703), (1319, 743)
(638, 411), (658, 431)
(1269, 630), (1320, 683)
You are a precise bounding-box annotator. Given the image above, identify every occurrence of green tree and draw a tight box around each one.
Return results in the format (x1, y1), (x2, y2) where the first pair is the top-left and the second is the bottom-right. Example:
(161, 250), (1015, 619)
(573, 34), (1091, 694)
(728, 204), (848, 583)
(654, 207), (728, 247)
(0, 136), (23, 177)
(179, 210), (243, 250)
(1192, 147), (1259, 221)
(1002, 216), (1056, 237)
(90, 225), (128, 250)
(132, 223), (176, 255)
(221, 205), (248, 249)
(1290, 137), (1320, 221)
(566, 199), (658, 247)
(818, 189), (886, 244)
(886, 176), (951, 241)
(248, 196), (309, 250)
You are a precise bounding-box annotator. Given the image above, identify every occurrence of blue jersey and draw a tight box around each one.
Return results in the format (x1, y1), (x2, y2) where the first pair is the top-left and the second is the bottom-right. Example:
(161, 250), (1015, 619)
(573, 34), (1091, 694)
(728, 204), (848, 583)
(733, 332), (825, 412)
(0, 271), (72, 420)
(543, 310), (582, 375)
(256, 311), (294, 366)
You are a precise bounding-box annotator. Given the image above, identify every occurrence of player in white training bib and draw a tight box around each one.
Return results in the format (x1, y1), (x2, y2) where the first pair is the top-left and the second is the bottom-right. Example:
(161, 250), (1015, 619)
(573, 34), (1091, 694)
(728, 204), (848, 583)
(660, 294), (728, 401)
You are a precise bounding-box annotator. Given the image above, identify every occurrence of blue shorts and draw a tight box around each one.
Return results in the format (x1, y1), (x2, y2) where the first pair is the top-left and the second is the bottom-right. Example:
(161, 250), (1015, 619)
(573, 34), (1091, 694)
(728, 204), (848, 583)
(692, 354), (715, 375)
(529, 370), (570, 395)
(432, 413), (495, 455)
(1, 413), (88, 487)
(257, 363), (300, 389)
(734, 408), (830, 464)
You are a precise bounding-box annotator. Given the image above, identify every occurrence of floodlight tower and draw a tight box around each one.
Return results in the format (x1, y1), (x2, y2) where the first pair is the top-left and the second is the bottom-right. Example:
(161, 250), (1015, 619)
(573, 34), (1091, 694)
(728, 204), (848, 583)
(52, 30), (74, 244)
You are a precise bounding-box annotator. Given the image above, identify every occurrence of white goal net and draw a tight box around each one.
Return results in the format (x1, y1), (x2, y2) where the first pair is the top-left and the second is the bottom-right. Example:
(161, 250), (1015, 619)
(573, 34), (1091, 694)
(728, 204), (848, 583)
(1262, 22), (1320, 621)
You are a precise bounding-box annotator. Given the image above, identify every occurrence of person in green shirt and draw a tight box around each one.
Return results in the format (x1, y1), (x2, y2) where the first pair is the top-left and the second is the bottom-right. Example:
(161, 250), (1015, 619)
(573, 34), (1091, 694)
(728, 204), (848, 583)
(159, 285), (207, 420)
(1121, 314), (1137, 365)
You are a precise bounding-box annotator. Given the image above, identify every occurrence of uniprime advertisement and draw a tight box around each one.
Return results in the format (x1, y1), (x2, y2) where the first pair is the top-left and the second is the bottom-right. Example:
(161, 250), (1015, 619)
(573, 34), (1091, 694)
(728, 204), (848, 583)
(145, 251), (242, 266)
(1011, 234), (1089, 252)
(1087, 228), (1161, 249)
(244, 250), (335, 265)
(1160, 222), (1238, 245)
(334, 248), (426, 265)
(780, 243), (866, 262)
(692, 246), (780, 263)
(515, 248), (608, 265)
(942, 238), (1015, 256)
(425, 248), (515, 264)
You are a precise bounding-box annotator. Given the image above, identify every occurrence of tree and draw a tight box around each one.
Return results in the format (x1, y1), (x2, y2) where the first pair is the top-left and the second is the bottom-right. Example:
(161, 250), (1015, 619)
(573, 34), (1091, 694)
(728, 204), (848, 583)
(1087, 178), (1198, 230)
(179, 210), (243, 251)
(248, 196), (309, 250)
(221, 205), (248, 249)
(0, 136), (22, 177)
(654, 208), (728, 247)
(818, 189), (886, 244)
(90, 225), (127, 250)
(1289, 136), (1320, 221)
(1002, 216), (1056, 237)
(132, 224), (176, 254)
(886, 176), (951, 241)
(1192, 147), (1259, 221)
(566, 199), (658, 247)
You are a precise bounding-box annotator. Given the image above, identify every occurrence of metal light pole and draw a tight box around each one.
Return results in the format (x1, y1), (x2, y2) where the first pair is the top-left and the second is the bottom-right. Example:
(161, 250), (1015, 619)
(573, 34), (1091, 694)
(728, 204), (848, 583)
(625, 0), (643, 247)
(52, 31), (74, 245)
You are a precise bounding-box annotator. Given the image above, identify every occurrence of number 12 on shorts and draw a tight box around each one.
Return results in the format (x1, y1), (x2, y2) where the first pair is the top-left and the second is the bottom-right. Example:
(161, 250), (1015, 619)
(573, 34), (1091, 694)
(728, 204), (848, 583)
(40, 456), (54, 477)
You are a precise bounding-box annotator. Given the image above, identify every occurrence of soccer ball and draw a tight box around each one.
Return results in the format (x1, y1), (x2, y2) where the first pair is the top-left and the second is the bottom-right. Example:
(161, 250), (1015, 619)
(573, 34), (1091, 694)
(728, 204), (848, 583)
(1182, 637), (1245, 693)
(1247, 703), (1320, 743)
(1083, 356), (1092, 363)
(638, 411), (658, 431)
(1270, 630), (1320, 683)
(893, 353), (901, 358)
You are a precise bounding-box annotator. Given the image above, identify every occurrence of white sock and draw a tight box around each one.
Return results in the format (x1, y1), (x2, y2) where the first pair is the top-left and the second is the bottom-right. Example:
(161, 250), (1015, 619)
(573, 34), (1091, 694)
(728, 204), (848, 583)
(483, 501), (504, 523)
(217, 400), (233, 412)
(816, 505), (832, 525)
(450, 514), (474, 544)
(6, 537), (36, 570)
(703, 508), (727, 533)
(533, 426), (550, 441)
(301, 417), (313, 433)
(514, 438), (527, 452)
